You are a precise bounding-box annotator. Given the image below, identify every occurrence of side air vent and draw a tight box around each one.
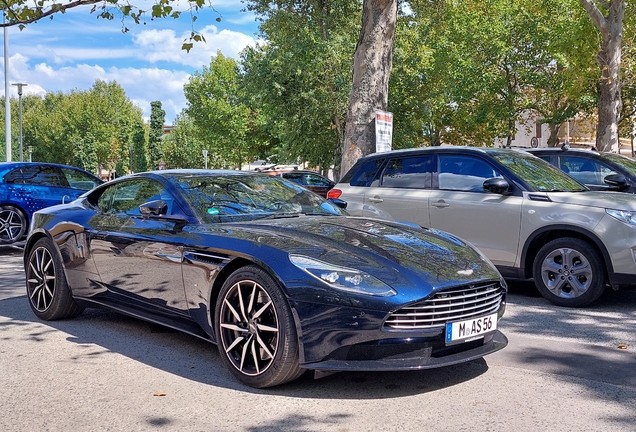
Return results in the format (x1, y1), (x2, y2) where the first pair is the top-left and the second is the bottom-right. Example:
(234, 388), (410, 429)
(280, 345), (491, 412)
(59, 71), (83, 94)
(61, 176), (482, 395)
(528, 194), (551, 202)
(184, 251), (231, 265)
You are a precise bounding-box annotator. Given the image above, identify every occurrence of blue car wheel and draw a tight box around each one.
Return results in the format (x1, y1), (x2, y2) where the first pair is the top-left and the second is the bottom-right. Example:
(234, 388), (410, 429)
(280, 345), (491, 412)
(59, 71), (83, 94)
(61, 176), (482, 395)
(0, 205), (27, 244)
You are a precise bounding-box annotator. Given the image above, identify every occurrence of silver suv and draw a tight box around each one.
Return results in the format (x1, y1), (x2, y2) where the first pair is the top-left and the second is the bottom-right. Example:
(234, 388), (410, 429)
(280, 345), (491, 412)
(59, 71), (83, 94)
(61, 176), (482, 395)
(330, 146), (636, 307)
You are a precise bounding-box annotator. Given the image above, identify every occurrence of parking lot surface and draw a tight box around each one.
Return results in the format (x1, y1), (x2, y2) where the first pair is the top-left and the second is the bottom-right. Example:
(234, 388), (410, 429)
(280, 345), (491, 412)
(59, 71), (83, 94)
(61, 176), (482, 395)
(1, 247), (635, 431)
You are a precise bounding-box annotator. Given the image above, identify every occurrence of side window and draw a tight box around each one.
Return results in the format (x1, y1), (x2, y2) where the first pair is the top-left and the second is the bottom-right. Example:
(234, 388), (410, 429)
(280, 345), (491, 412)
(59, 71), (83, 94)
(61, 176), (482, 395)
(20, 166), (69, 187)
(559, 156), (616, 186)
(281, 173), (304, 185)
(3, 168), (24, 184)
(304, 174), (332, 187)
(97, 179), (174, 216)
(61, 168), (101, 191)
(438, 155), (502, 192)
(381, 155), (433, 189)
(345, 158), (385, 187)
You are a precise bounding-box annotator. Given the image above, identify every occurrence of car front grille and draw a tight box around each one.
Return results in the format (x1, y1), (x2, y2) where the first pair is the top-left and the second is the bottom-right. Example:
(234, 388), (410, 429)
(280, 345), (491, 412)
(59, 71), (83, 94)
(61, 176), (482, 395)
(384, 281), (505, 330)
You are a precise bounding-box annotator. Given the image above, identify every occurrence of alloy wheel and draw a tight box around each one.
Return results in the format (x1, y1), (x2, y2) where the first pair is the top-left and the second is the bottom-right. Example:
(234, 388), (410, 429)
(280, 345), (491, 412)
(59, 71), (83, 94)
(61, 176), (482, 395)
(26, 246), (57, 312)
(218, 280), (280, 376)
(0, 208), (25, 243)
(540, 247), (592, 299)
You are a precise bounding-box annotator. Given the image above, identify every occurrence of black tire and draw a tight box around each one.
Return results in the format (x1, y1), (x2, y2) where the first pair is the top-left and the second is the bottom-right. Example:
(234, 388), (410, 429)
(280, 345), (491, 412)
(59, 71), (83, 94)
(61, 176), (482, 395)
(215, 265), (303, 388)
(0, 205), (27, 244)
(532, 237), (606, 307)
(25, 237), (84, 320)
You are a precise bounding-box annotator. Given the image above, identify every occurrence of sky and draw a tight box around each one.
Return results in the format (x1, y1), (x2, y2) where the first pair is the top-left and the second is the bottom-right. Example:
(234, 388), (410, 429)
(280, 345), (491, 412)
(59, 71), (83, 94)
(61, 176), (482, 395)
(0, 0), (261, 123)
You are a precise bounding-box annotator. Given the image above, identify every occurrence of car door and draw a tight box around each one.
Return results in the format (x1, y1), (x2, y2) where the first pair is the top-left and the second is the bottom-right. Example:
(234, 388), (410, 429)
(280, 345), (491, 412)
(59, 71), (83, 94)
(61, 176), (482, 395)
(428, 154), (523, 267)
(362, 155), (433, 225)
(87, 178), (190, 316)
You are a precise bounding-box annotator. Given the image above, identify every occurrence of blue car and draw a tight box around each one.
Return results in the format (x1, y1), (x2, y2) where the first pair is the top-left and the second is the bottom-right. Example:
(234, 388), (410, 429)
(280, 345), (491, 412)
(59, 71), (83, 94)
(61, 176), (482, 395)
(0, 162), (103, 244)
(23, 170), (507, 388)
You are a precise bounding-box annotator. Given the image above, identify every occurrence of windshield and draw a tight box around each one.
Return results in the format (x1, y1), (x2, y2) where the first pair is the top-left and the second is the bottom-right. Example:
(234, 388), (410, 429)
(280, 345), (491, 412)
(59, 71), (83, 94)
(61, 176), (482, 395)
(489, 150), (587, 192)
(602, 152), (636, 175)
(171, 173), (346, 223)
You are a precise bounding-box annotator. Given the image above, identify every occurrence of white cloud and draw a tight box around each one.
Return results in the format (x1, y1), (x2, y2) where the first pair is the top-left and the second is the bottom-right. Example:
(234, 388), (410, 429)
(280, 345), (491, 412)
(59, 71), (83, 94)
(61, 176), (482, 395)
(133, 25), (257, 68)
(0, 2), (260, 123)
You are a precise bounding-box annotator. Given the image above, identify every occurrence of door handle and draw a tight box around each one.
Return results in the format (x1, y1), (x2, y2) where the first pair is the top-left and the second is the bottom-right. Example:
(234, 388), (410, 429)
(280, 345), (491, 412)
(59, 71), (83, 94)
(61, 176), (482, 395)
(432, 200), (450, 208)
(368, 196), (384, 204)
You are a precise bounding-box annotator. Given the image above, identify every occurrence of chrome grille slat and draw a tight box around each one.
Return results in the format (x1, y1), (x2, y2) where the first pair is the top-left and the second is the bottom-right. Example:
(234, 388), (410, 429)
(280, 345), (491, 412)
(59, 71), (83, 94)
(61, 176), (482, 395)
(384, 282), (505, 330)
(399, 290), (502, 311)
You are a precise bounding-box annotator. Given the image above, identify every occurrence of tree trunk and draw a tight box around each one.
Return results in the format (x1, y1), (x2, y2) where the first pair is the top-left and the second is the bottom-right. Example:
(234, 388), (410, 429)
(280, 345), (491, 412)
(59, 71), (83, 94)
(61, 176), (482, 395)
(547, 123), (561, 147)
(580, 0), (625, 153)
(340, 0), (397, 176)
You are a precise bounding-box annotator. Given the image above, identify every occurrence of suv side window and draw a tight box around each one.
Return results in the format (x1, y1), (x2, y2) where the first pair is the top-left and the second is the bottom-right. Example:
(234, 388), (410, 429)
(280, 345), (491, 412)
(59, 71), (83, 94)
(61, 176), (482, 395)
(438, 155), (502, 192)
(344, 158), (386, 187)
(381, 155), (433, 189)
(559, 156), (616, 186)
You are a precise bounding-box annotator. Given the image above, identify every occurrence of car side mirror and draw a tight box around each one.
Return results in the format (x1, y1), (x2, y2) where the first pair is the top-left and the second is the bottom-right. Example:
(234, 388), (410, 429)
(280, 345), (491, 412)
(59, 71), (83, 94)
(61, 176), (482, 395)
(483, 178), (510, 195)
(139, 200), (168, 216)
(604, 174), (629, 191)
(329, 198), (348, 209)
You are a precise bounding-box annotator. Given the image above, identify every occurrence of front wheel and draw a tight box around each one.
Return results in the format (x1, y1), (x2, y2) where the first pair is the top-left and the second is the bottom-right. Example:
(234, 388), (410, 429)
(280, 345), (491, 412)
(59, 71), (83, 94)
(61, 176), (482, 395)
(25, 237), (84, 320)
(215, 265), (303, 388)
(532, 237), (606, 307)
(0, 205), (27, 244)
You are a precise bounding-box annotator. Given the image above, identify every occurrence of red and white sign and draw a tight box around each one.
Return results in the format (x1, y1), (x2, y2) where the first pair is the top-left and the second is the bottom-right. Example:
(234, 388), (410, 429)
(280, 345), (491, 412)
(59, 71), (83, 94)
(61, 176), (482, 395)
(375, 110), (393, 153)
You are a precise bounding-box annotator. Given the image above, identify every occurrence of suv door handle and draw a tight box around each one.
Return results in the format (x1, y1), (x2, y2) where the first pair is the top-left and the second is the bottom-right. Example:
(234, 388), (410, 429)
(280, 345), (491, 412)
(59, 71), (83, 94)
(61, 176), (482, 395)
(368, 196), (384, 204)
(432, 200), (450, 208)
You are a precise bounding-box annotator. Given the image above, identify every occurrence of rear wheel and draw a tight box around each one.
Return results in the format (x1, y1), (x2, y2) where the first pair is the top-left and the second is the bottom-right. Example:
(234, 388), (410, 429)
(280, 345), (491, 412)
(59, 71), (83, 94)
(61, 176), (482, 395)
(25, 237), (84, 320)
(532, 237), (606, 307)
(215, 265), (303, 388)
(0, 205), (27, 244)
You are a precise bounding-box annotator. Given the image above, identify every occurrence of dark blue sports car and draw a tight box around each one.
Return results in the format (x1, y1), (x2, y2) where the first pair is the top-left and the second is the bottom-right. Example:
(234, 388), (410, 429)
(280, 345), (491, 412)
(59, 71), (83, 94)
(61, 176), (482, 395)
(24, 170), (507, 388)
(0, 162), (102, 244)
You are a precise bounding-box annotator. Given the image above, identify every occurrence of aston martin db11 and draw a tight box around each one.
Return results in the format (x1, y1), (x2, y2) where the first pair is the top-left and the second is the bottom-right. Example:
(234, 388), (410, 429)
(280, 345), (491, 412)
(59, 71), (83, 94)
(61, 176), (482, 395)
(24, 170), (507, 388)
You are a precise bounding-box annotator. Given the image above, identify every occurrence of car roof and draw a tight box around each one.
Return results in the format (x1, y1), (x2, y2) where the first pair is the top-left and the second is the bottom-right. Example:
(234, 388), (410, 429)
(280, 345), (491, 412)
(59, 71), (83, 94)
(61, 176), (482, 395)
(354, 146), (526, 161)
(526, 147), (600, 155)
(0, 161), (101, 178)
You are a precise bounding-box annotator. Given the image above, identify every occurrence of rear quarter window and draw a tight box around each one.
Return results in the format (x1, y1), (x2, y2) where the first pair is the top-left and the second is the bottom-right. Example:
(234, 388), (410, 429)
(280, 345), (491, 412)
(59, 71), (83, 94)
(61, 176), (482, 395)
(342, 158), (385, 187)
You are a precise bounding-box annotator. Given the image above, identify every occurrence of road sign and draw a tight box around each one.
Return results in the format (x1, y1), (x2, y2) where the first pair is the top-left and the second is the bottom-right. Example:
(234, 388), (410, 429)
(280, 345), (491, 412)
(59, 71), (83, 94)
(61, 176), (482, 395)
(530, 136), (539, 148)
(158, 160), (165, 170)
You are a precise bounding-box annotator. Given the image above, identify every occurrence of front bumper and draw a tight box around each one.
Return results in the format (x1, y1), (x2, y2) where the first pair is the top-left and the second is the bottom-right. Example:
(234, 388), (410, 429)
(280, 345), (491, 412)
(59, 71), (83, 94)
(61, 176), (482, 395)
(302, 330), (508, 371)
(292, 300), (507, 371)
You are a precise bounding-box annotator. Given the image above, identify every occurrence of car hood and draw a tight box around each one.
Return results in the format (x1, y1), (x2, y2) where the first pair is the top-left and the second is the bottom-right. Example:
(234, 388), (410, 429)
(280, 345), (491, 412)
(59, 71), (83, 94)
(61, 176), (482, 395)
(195, 216), (501, 291)
(544, 191), (636, 211)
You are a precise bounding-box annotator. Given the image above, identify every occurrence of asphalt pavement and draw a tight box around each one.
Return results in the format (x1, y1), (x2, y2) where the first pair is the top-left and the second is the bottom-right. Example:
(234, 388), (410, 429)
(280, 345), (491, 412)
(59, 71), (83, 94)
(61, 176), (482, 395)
(1, 246), (635, 431)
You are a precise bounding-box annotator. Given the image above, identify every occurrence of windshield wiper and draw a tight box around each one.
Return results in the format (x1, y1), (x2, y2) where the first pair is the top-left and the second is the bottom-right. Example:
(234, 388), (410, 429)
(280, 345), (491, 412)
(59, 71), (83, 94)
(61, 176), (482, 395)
(254, 213), (302, 220)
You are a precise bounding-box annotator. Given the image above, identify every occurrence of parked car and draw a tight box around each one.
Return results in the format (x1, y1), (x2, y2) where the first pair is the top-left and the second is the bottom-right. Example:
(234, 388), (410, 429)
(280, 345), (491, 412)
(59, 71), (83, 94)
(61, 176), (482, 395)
(329, 146), (636, 307)
(262, 169), (335, 198)
(23, 170), (507, 388)
(0, 162), (103, 245)
(527, 147), (636, 193)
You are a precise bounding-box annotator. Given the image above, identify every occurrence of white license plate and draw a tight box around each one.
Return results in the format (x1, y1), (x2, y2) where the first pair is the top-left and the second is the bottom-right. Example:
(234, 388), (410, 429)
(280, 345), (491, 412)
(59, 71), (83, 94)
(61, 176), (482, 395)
(445, 313), (498, 344)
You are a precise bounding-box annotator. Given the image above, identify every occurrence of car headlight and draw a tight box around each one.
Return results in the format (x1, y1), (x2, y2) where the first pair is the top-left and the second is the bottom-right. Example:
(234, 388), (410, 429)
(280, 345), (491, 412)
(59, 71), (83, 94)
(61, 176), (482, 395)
(289, 255), (397, 297)
(606, 209), (636, 226)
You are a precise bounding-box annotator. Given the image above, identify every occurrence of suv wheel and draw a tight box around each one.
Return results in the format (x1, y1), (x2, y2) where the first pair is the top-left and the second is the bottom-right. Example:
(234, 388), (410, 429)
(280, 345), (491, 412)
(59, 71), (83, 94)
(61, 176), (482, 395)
(532, 237), (606, 307)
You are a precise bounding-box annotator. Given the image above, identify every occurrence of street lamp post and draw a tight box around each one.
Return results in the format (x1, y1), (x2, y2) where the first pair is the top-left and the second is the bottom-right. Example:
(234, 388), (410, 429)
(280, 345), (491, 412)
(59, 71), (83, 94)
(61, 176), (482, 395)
(129, 145), (133, 174)
(12, 82), (27, 162)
